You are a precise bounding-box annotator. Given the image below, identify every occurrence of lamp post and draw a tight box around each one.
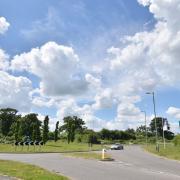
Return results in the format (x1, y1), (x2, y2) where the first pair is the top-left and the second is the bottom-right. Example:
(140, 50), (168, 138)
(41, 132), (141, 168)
(141, 110), (147, 146)
(162, 117), (166, 149)
(146, 92), (158, 151)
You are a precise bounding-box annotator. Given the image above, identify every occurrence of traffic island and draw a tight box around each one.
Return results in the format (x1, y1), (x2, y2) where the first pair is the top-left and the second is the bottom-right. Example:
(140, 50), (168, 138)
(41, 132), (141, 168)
(100, 157), (115, 161)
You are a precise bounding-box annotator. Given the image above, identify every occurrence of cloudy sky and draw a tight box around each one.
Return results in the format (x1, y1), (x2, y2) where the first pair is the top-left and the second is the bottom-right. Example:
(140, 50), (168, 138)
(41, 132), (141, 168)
(0, 0), (180, 132)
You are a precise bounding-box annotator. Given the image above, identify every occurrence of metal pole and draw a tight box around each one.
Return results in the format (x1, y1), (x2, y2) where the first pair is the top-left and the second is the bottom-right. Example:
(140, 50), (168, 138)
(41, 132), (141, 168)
(145, 111), (147, 146)
(146, 91), (158, 151)
(152, 92), (158, 150)
(141, 111), (147, 146)
(162, 117), (166, 149)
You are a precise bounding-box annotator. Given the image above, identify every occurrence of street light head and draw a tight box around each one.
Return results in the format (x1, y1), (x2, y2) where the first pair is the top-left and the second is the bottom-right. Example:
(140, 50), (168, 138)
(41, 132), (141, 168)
(146, 92), (151, 94)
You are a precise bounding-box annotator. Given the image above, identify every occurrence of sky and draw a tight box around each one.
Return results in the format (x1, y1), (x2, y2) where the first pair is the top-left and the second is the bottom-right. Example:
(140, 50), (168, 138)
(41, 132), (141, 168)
(0, 0), (180, 132)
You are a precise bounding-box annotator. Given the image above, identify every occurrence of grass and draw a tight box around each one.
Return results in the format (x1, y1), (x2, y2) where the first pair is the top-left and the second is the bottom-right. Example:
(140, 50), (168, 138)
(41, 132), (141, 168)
(0, 160), (68, 180)
(0, 141), (103, 153)
(65, 152), (111, 160)
(144, 143), (180, 161)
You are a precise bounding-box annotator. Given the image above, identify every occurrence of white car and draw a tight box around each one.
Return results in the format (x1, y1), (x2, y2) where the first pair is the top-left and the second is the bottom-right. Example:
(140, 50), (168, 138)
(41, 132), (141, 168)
(110, 143), (124, 150)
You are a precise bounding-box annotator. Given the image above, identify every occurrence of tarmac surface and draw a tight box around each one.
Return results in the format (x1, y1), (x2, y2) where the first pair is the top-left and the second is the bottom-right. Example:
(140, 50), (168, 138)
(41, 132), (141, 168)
(0, 145), (180, 180)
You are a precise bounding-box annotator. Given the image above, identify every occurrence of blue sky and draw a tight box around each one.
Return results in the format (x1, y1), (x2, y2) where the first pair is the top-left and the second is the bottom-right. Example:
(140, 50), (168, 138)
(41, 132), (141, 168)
(0, 0), (180, 132)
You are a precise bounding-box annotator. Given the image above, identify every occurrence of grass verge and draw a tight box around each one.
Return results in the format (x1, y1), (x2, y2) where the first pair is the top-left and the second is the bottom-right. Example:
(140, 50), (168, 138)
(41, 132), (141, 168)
(0, 141), (102, 153)
(143, 143), (180, 161)
(0, 160), (68, 180)
(65, 152), (111, 160)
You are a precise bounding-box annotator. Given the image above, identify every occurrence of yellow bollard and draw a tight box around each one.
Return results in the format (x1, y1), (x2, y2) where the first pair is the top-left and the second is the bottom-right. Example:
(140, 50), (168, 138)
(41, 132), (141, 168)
(102, 149), (106, 160)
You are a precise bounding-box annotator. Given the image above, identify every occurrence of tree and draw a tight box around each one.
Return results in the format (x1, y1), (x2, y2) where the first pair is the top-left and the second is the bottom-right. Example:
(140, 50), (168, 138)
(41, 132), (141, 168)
(42, 116), (49, 144)
(100, 129), (111, 140)
(0, 108), (18, 136)
(60, 116), (85, 143)
(149, 117), (174, 139)
(125, 128), (136, 139)
(54, 121), (59, 142)
(173, 134), (180, 146)
(18, 113), (41, 141)
(150, 117), (163, 136)
(87, 132), (99, 146)
(14, 120), (20, 141)
(136, 125), (146, 136)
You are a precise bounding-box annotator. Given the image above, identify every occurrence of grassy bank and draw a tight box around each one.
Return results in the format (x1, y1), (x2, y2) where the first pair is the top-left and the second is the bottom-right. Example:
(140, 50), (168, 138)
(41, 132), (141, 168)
(65, 152), (111, 160)
(144, 143), (180, 161)
(0, 160), (68, 180)
(0, 141), (102, 153)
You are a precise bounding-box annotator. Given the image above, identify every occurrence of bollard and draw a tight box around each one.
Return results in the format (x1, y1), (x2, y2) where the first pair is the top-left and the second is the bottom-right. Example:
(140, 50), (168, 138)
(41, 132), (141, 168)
(102, 148), (106, 160)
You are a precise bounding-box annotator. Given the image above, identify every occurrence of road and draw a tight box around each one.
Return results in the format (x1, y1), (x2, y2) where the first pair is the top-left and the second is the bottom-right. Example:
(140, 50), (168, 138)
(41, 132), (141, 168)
(0, 146), (180, 180)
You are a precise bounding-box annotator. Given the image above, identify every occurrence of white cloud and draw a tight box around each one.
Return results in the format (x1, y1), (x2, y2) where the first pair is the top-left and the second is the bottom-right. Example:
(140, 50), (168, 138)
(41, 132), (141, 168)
(92, 88), (115, 110)
(0, 71), (32, 111)
(100, 0), (180, 130)
(0, 17), (10, 34)
(3, 0), (180, 132)
(138, 0), (151, 6)
(11, 41), (88, 96)
(32, 96), (56, 108)
(0, 49), (9, 71)
(57, 99), (92, 120)
(106, 0), (180, 100)
(166, 107), (180, 119)
(85, 73), (101, 90)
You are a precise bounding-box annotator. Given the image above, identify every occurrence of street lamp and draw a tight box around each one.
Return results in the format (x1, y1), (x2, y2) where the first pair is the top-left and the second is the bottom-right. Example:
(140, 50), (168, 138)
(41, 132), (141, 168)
(162, 117), (166, 149)
(141, 110), (147, 146)
(146, 92), (158, 150)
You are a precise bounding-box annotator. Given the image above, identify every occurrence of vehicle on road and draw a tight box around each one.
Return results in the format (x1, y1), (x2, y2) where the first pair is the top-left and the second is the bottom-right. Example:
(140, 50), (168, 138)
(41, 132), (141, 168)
(110, 143), (123, 150)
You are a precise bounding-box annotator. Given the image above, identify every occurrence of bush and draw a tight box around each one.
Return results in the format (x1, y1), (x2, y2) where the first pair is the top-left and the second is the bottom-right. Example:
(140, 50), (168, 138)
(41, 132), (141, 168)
(0, 136), (15, 144)
(173, 134), (180, 146)
(87, 133), (101, 144)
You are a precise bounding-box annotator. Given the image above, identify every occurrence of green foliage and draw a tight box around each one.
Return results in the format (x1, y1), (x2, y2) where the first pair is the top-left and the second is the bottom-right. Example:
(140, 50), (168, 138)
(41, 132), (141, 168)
(60, 116), (85, 143)
(99, 128), (136, 141)
(48, 131), (55, 140)
(0, 160), (68, 180)
(0, 140), (102, 153)
(42, 116), (49, 144)
(144, 143), (180, 161)
(87, 133), (100, 145)
(54, 121), (59, 142)
(0, 106), (176, 147)
(149, 117), (174, 140)
(173, 134), (180, 146)
(0, 108), (19, 136)
(19, 113), (41, 141)
(14, 120), (20, 141)
(150, 117), (163, 135)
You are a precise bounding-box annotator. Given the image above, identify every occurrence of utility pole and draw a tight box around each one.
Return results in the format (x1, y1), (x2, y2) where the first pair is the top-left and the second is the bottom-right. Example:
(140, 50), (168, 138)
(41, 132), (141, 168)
(141, 111), (147, 146)
(162, 117), (166, 149)
(146, 92), (158, 151)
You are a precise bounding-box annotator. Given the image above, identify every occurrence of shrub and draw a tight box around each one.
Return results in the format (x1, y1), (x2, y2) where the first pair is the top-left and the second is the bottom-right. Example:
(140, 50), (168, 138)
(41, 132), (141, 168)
(173, 134), (180, 146)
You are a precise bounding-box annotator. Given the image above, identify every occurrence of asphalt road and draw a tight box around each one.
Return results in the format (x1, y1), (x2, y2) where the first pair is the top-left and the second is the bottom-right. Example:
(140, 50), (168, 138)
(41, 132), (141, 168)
(0, 146), (180, 180)
(0, 175), (17, 180)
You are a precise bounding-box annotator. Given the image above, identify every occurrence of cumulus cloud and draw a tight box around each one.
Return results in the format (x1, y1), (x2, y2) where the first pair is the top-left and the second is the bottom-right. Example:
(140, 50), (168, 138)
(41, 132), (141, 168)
(92, 88), (116, 110)
(108, 0), (180, 92)
(0, 49), (9, 71)
(0, 71), (32, 111)
(57, 99), (92, 119)
(166, 107), (180, 119)
(0, 17), (10, 34)
(11, 41), (88, 96)
(3, 0), (180, 131)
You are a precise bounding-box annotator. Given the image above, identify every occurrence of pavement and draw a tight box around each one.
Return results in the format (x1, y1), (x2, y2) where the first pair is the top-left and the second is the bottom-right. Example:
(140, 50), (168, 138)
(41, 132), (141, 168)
(0, 145), (180, 180)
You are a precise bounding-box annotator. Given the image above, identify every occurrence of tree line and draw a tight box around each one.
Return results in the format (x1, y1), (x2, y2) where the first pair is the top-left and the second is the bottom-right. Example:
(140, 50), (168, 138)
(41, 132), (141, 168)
(0, 108), (175, 145)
